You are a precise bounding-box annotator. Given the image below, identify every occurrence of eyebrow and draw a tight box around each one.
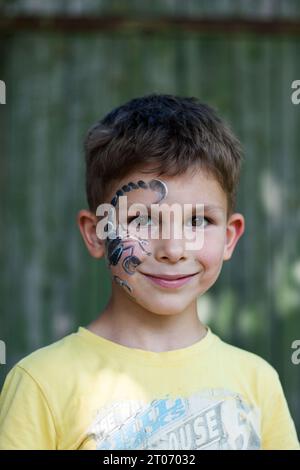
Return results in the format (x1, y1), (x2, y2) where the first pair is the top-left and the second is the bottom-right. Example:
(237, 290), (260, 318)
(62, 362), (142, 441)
(127, 203), (225, 213)
(202, 204), (225, 213)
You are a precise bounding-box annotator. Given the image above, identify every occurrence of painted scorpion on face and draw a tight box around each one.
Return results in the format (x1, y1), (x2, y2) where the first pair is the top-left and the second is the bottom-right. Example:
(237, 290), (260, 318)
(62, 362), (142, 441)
(103, 179), (168, 293)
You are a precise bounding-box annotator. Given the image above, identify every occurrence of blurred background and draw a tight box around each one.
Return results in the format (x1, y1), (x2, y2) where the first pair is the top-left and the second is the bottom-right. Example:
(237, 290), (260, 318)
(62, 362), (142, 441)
(0, 0), (300, 436)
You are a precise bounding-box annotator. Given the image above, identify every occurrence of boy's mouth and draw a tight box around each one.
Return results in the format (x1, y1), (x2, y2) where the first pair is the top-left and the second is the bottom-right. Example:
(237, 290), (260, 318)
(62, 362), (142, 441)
(141, 272), (199, 289)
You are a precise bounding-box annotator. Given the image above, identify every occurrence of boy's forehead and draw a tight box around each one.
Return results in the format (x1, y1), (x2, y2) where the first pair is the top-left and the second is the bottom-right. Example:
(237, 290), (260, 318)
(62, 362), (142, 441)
(108, 168), (227, 212)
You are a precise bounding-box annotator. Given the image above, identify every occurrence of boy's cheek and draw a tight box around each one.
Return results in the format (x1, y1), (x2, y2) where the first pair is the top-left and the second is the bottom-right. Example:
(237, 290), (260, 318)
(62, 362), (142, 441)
(105, 238), (152, 279)
(193, 230), (226, 266)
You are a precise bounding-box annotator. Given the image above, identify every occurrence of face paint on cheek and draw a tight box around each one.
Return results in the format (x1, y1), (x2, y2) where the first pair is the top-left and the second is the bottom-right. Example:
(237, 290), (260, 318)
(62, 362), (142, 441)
(113, 275), (133, 294)
(113, 237), (153, 297)
(105, 178), (168, 294)
(105, 235), (152, 297)
(105, 234), (152, 273)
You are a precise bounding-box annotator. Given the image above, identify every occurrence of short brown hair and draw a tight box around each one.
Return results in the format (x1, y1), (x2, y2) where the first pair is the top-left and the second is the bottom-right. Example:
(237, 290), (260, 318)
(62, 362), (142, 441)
(84, 94), (243, 215)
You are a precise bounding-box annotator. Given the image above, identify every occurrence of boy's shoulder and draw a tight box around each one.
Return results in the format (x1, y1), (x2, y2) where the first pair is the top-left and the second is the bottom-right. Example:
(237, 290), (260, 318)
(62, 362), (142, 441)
(215, 334), (279, 380)
(17, 327), (277, 368)
(13, 327), (279, 390)
(16, 329), (85, 380)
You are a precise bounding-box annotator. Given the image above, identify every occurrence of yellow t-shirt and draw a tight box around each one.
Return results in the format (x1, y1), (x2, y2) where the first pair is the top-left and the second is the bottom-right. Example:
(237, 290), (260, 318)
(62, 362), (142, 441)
(0, 326), (298, 450)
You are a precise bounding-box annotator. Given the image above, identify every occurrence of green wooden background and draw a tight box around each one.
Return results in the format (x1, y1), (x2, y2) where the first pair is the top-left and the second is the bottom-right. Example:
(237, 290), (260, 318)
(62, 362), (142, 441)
(1, 0), (300, 437)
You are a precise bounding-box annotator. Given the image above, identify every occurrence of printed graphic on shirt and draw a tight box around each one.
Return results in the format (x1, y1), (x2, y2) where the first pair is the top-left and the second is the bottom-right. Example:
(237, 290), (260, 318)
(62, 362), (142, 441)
(88, 389), (261, 450)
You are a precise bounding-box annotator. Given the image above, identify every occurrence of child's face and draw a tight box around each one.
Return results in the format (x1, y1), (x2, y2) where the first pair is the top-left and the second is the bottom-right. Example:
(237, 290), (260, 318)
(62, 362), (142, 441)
(78, 167), (244, 317)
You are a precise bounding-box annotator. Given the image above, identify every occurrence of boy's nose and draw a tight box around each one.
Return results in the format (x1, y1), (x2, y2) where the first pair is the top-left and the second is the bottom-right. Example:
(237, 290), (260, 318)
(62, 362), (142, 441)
(154, 236), (187, 263)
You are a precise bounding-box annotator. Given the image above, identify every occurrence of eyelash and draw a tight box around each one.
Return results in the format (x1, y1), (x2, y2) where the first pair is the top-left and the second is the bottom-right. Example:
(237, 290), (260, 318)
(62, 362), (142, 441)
(127, 215), (151, 227)
(189, 216), (212, 228)
(127, 215), (213, 227)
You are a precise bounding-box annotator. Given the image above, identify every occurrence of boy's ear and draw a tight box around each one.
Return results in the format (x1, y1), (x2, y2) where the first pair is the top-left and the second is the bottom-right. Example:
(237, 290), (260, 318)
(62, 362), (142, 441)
(77, 210), (105, 259)
(223, 213), (245, 261)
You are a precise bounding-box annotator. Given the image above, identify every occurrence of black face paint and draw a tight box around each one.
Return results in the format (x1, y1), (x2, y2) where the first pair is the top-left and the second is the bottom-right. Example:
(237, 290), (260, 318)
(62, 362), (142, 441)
(106, 235), (150, 275)
(113, 275), (132, 293)
(105, 179), (168, 293)
(148, 179), (167, 202)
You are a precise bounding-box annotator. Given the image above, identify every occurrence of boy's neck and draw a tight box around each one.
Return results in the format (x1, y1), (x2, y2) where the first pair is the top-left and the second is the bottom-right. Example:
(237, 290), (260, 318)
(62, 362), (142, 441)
(87, 295), (207, 353)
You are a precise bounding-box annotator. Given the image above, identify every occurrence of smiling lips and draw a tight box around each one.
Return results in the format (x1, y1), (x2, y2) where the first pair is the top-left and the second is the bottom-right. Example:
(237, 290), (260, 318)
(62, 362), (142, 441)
(141, 272), (199, 288)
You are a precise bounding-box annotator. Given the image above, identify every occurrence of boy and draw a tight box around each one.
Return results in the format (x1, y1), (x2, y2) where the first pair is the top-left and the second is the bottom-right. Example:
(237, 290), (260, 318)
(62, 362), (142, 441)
(0, 94), (298, 450)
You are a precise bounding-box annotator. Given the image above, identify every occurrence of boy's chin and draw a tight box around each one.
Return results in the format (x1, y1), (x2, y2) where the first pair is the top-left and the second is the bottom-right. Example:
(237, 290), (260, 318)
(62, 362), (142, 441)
(135, 297), (193, 317)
